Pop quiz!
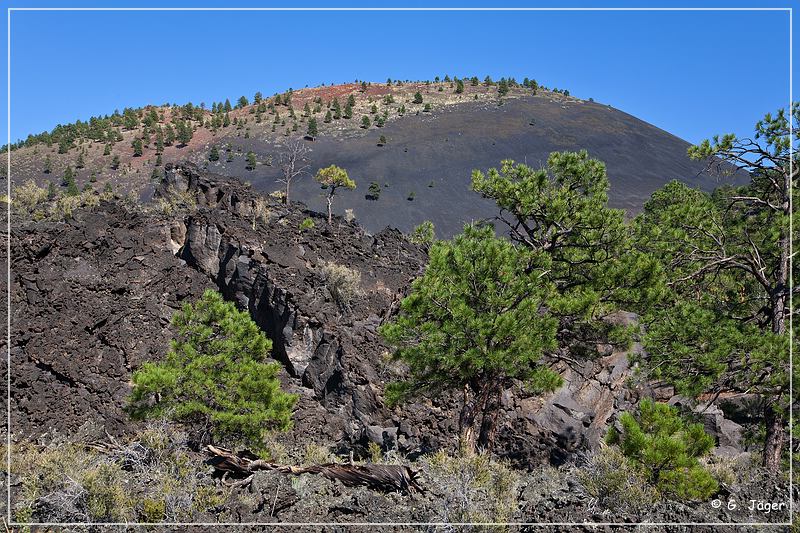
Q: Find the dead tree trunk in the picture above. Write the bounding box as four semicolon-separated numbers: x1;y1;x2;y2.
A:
205;445;422;494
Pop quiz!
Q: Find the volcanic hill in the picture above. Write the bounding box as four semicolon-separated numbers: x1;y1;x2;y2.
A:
6;79;744;236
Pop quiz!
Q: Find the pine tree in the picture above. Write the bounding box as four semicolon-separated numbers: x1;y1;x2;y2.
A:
165;124;176;146
367;181;381;200
455;79;465;94
413;92;423;104
76;151;85;169
43;155;52;174
224;98;232;112
607;399;718;501
324;110;332;123
58;137;72;154
307;117;318;137
103;144;111;156
361;115;371;129
129;290;297;452
498;78;509;97
380;224;561;453
470;151;661;449
62;165;74;186
176;120;193;146
347;94;356;107
332;98;342;120
132;138;143;157
409;221;435;250
246;151;257;170
209;145;220;161
111;155;120;170
155;129;164;154
314;165;355;224
65;176;79;197
634;105;797;472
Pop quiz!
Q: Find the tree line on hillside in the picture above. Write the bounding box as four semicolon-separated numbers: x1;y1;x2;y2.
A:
3;75;563;153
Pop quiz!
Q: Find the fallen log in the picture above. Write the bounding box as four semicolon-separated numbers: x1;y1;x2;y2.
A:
205;445;422;494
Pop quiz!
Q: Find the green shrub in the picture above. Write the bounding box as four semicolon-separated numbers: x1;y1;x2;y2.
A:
83;463;131;521
299;217;315;231
607;398;718;501
141;498;166;522
129;290;297;453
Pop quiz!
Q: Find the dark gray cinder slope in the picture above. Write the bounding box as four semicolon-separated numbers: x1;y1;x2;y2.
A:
227;96;743;237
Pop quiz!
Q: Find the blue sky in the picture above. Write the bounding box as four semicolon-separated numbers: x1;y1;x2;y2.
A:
1;1;795;146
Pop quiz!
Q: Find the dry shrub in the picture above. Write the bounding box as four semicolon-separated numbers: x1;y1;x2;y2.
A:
302;443;337;466
422;450;520;530
12;180;48;215
318;261;362;310
11;422;228;524
155;187;197;216
251;197;271;229
577;445;659;514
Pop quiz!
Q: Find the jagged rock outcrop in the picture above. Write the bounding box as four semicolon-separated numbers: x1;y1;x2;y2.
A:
156;163;664;464
9;162;748;467
10;203;213;436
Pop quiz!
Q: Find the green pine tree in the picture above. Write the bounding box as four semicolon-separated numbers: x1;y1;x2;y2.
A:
380;223;561;454
498;78;509;96
633;105;797;471
307;117;318;137
607;399;718;501
61;165;74;186
246;151;257;170
129;290;297;453
314;165;355;224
